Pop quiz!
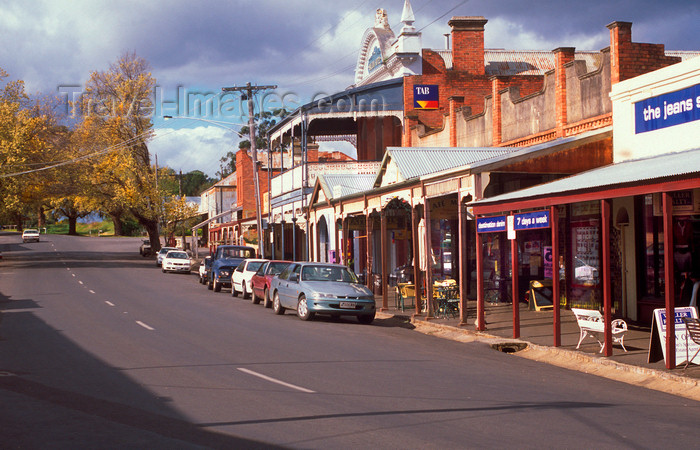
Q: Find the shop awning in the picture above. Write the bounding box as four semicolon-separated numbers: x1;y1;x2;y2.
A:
472;147;700;215
192;206;243;231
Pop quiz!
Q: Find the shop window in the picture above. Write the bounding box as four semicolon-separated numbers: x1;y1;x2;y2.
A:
567;201;601;309
639;194;664;298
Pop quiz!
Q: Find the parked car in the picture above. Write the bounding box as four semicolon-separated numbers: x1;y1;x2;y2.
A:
231;259;268;300
208;245;256;292
22;229;40;243
156;247;178;266
162;250;192;273
139;239;152;256
270;262;376;324
198;256;212;284
251;260;292;307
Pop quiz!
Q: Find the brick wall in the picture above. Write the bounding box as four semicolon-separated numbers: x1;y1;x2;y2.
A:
607;21;681;84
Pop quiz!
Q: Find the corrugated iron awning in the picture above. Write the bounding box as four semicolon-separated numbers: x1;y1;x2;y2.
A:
472;147;700;214
192;206;243;230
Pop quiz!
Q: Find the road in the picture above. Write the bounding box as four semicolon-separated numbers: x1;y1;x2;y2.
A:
1;232;699;448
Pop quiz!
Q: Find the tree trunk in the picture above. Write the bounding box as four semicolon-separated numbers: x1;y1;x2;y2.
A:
109;212;124;236
143;220;160;252
37;206;46;228
130;209;161;252
67;215;78;235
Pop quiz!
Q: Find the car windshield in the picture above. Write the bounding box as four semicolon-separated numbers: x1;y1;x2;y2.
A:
222;248;255;258
168;252;188;259
160;247;175;255
301;265;357;283
24;229;38;234
268;262;289;275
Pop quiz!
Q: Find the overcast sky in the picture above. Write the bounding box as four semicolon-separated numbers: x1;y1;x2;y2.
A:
2;0;699;177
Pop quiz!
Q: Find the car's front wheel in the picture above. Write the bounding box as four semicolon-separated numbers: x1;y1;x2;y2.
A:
357;313;375;325
213;279;222;292
297;295;315;321
273;292;285;315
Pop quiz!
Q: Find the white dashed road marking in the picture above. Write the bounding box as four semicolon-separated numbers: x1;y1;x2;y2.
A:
136;321;155;331
237;368;315;393
105;301;115;307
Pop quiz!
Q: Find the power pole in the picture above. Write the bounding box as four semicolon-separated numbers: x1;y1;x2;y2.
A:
221;82;276;258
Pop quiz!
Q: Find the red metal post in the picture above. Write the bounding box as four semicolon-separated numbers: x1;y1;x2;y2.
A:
425;199;434;319
412;205;422;316
459;196;468;326
662;192;676;369
551;206;561;347
510;226;520;339
476;229;485;331
601;199;613;356
381;209;388;311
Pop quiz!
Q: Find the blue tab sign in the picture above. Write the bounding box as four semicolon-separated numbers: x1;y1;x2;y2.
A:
414;84;439;110
635;83;700;134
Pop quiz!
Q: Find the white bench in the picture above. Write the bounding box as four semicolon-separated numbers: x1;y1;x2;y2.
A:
571;308;628;353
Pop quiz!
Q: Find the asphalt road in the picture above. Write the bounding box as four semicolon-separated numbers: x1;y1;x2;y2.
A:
1;232;699;449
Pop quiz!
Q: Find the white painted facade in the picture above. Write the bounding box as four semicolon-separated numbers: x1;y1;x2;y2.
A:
611;55;700;162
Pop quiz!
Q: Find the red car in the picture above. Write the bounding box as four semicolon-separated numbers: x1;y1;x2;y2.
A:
251;260;291;307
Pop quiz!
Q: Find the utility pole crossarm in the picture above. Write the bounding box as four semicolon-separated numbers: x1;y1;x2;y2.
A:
221;82;277;259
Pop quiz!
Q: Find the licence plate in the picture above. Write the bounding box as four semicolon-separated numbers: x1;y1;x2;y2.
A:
339;302;356;309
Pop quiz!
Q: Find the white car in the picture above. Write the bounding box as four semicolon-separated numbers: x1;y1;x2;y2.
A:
161;250;192;273
156;246;178;266
22;229;40;243
231;258;268;299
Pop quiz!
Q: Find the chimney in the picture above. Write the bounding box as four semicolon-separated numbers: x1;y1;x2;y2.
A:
449;16;487;76
444;33;451;50
607;21;633;84
554;47;576;137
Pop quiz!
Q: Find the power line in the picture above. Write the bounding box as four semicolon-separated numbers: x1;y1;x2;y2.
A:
0;129;176;178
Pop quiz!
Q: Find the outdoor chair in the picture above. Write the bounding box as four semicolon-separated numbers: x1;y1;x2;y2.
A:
682;317;700;369
398;283;416;311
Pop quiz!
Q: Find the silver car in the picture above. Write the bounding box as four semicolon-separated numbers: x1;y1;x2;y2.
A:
270;262;376;324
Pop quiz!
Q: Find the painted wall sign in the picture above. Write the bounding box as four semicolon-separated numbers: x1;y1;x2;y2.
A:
635;83;700;134
477;216;506;233
367;46;383;74
513;210;550;230
413;84;439;109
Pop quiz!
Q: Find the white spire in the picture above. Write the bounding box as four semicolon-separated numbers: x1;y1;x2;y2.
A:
401;0;415;32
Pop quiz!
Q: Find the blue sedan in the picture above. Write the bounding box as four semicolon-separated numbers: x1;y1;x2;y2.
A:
270;262;376;324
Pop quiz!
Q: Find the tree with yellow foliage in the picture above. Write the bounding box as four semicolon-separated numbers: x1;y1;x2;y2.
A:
75;52;163;250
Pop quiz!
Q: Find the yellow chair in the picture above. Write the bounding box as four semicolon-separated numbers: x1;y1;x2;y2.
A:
399;284;416;311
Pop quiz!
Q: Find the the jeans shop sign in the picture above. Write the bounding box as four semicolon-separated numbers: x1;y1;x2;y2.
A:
635;83;700;134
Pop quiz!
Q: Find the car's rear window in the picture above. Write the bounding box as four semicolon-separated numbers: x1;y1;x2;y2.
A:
268;262;290;275
247;261;264;272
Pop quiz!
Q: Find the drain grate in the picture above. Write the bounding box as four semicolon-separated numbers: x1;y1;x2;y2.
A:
491;342;528;353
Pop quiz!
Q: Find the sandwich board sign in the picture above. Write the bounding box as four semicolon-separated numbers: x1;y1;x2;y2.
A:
648;307;699;365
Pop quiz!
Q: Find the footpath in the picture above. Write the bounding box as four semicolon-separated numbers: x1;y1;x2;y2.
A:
375;304;700;403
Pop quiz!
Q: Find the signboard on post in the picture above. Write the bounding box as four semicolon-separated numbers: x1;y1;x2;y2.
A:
477;215;506;233
514;210;550;230
648;307;700;365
